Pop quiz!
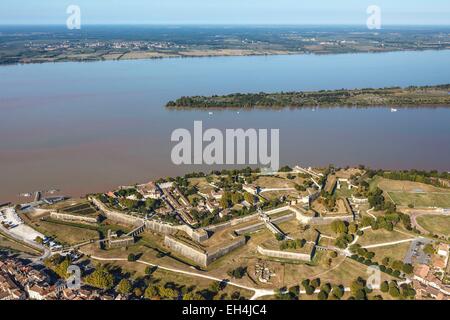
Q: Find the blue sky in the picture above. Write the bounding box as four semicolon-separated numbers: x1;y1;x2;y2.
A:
1;0;450;25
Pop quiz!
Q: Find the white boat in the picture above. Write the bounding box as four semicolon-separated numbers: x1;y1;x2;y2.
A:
391;108;398;112
208;112;213;115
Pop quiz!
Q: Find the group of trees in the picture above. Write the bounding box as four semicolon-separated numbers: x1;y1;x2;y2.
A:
100;188;162;215
220;191;254;209
360;211;412;232
349;244;375;261
167;85;450;109
368;187;395;211
84;267;115;290
331;220;357;249
349;277;373;300
44;254;71;279
143;280;242;300
348;249;413;278
382;257;414;275
279;239;307;251
227;266;247;279
380;280;416;299
301;278;345;300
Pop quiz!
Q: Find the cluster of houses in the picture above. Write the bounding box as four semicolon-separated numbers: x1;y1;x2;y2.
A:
0;256;57;300
111;180;257;225
0;255;123;300
413;243;450;300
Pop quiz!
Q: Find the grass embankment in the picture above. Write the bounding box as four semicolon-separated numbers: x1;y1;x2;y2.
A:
416;215;450;236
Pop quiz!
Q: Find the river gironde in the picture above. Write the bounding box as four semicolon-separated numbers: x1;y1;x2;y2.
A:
1;50;449;202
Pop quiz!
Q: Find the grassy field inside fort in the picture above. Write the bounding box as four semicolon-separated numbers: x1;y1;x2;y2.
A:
356;229;413;247
370;242;411;264
387;191;450;208
254;176;297;189
416;215;450;235
373;177;447;193
369;177;450;208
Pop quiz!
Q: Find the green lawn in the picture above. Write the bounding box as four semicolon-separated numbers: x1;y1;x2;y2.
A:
388;191;450;208
416;215;450;236
357;229;412;247
370;242;412;264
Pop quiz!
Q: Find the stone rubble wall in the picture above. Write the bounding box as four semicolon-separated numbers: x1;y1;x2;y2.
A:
164;235;246;267
257;245;312;262
49;212;99;224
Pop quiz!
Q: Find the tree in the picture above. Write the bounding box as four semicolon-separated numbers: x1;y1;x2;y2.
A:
228;266;247;279
389;286;400;298
85;267;114;290
128;253;137;262
402;263;414;274
275;233;284;241
183;292;205;300
209;282;221;294
354;289;366;300
331;220;348;234
220;195;231;209
380;281;389;293
368;188;385;210
144;285;159;299
54;259;71;279
243;192;255;205
159;286;179;300
317;290;328;300
348;223;358;234
382;257;391;266
301;279;310;288
231;193;243;205
331;285;344;299
145;266;155;275
321;283;331;294
288;286;300;299
350;277;366;300
311;278;321;288
361;216;374;227
423;244;435;255
117;279;132;295
279;166;292;172
305;285;315;295
35;236;44;244
134;287;143;298
392;260;404;271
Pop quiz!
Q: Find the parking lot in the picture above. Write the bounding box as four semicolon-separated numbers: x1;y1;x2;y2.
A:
404;238;433;265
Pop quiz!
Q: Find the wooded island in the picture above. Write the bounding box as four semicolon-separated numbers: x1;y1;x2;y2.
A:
166;84;450;109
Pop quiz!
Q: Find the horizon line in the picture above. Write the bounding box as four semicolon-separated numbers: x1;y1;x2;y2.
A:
1;23;450;27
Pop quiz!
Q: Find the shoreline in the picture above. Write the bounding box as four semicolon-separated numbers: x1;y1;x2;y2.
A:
2;47;449;68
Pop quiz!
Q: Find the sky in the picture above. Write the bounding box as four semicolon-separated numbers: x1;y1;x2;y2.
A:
1;0;450;25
